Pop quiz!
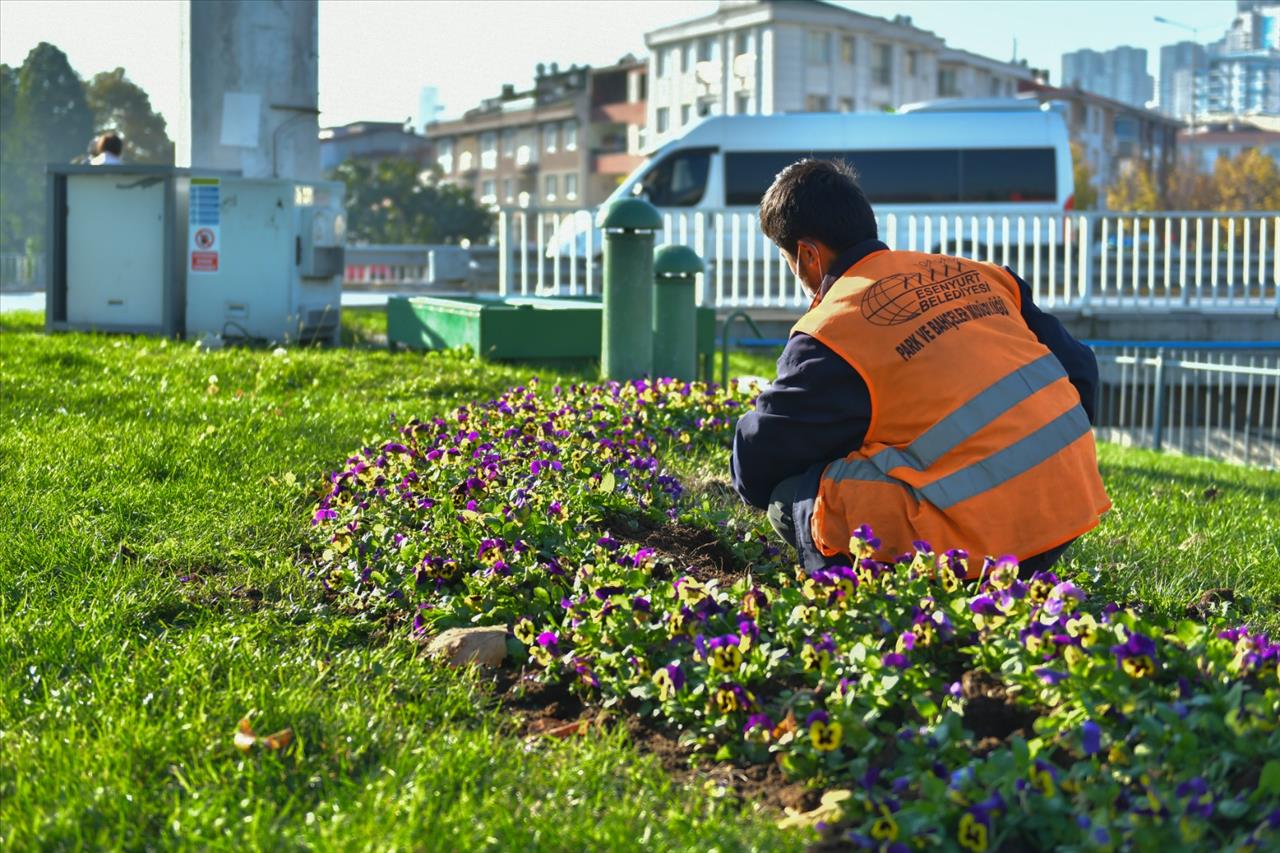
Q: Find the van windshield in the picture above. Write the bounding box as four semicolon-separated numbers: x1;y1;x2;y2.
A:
633;147;713;207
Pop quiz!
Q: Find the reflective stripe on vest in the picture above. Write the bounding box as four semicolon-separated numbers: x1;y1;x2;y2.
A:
825;356;1092;510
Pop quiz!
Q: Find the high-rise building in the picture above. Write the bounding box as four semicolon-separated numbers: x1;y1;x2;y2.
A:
1061;47;1154;108
1159;3;1279;120
1158;42;1206;120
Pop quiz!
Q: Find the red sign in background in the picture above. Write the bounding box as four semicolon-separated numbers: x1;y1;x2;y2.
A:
191;251;218;272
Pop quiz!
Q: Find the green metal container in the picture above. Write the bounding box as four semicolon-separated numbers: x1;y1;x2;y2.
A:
386;294;719;381
652;244;703;381
599;198;662;380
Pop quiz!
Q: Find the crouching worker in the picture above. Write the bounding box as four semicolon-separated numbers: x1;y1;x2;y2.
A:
731;159;1109;579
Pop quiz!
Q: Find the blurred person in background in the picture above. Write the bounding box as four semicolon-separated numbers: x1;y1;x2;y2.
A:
89;131;123;165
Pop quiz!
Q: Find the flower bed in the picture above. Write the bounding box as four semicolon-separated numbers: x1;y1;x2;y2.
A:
308;378;1280;850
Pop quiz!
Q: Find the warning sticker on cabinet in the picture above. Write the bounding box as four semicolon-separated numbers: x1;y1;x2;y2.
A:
189;178;221;274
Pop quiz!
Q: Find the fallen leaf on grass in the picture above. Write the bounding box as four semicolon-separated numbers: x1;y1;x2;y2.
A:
234;716;294;753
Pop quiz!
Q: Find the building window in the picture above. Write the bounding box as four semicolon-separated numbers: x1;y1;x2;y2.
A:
502;177;514;203
838;96;854;112
683;44;694;73
481;179;496;204
805;94;830;112
563;120;578;151
543;124;558;153
656;49;667;78
656;107;670;134
697;100;714;117
734;30;750;57
436;138;454;173
841;36;856;64
807;31;831;64
907;51;918;76
517;190;530;208
565;173;578;201
544;173;557;201
681;104;692;125
480;132;497;169
737;93;750;114
872;44;892;85
458;150;473;172
938;68;958;97
698;37;714;63
989;77;1001;96
501;129;515;157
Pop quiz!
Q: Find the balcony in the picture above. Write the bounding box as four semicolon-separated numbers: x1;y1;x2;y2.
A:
593;150;644;175
591;101;646;125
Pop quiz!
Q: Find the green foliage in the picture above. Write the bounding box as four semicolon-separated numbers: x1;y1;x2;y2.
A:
1105;163;1160;213
329;158;493;245
308;376;1280;849
0;313;1276;849
1;42;94;252
1070;141;1097;211
1211;148;1280;213
85;67;174;164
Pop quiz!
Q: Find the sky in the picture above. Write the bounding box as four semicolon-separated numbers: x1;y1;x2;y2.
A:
0;0;1235;129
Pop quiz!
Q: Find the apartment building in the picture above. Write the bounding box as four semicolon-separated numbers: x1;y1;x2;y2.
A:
318;121;430;172
1018;81;1183;203
1179;115;1280;171
425;57;647;210
1159;2;1279;121
643;0;1033;146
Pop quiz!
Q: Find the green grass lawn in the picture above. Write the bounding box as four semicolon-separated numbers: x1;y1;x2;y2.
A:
1;308;1276;850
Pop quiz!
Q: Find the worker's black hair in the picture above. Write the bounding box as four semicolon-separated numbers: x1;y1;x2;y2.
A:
758;158;877;255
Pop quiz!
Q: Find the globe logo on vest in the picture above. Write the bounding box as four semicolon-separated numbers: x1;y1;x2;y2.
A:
860;272;926;326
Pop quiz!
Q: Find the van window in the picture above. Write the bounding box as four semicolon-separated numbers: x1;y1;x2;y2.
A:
845;150;960;204
723;147;1057;207
638;147;713;207
959;148;1056;202
725;149;958;206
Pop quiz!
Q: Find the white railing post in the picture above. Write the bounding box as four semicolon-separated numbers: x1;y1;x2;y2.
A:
498;210;509;296
1078;214;1093;311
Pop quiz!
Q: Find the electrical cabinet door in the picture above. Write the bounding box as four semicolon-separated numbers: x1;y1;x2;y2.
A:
65;174;166;328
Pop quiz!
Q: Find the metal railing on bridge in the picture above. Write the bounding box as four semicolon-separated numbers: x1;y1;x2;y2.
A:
1092;342;1279;468
474;208;1280;314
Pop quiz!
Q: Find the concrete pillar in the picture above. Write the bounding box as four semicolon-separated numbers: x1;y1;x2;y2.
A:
177;0;320;180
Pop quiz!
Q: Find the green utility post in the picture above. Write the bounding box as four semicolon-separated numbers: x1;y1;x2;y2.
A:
599;198;662;380
652;245;702;381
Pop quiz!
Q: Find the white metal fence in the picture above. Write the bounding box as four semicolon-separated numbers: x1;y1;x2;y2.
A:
0;253;45;290
482;208;1280;314
1092;344;1280;468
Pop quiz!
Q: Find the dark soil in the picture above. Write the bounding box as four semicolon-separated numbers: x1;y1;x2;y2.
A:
604;511;745;587
1186;587;1235;621
960;669;1039;741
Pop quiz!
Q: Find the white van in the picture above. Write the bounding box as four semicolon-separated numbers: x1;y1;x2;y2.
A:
548;103;1074;263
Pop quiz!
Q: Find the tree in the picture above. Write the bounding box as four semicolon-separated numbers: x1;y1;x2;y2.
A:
1211;148;1280;213
1;63;22;251
2;43;94;252
85;67;174;164
330;157;493;245
1105;163;1159;212
15;42;94;165
1070;141;1097;211
1163;168;1215;211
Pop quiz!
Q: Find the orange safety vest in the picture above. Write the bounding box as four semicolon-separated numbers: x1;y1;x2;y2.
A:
792;249;1110;576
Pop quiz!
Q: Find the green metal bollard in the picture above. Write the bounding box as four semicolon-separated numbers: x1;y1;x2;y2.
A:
599;198;662;380
652;245;702;381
